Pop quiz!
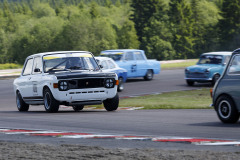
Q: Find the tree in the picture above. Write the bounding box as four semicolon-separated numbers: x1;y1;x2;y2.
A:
169;0;194;59
116;20;140;49
218;0;240;50
32;3;56;18
130;0;165;45
191;0;220;56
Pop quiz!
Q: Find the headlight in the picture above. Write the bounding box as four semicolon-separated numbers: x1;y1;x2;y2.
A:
185;68;189;73
58;81;68;91
105;78;115;88
205;68;210;73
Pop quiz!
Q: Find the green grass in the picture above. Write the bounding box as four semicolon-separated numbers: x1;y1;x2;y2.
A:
161;59;198;69
90;88;212;110
0;63;22;70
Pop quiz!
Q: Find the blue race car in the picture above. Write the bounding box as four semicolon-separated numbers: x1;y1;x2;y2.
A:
95;57;127;92
185;52;232;86
100;49;160;80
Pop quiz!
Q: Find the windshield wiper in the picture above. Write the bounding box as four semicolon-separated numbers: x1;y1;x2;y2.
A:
48;59;68;72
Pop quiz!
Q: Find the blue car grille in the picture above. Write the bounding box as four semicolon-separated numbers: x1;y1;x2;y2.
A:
187;72;206;78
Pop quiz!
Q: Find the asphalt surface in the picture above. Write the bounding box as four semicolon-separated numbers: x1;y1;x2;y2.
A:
1;69;240;151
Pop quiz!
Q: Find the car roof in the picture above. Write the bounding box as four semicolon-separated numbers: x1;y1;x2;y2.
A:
201;52;232;56
95;57;113;61
101;49;143;54
28;51;91;58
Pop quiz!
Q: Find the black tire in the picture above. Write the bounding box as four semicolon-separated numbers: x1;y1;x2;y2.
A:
144;70;153;81
43;88;59;113
16;91;29;111
72;105;84;111
103;94;119;111
186;80;194;86
215;95;239;123
212;74;220;86
117;77;124;92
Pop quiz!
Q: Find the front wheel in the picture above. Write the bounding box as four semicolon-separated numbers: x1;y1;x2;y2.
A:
43;88;59;113
72;105;84;111
16;91;29;111
216;95;239;123
144;70;153;81
103;94;119;111
186;80;194;86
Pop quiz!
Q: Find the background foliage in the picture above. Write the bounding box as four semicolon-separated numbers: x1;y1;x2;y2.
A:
0;0;239;64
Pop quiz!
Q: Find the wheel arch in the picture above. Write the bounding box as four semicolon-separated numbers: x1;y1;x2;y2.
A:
42;85;50;96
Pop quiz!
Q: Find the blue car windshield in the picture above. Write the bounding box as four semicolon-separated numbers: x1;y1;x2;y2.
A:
100;52;123;61
198;55;223;65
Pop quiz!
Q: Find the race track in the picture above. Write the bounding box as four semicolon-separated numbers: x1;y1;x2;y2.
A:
0;69;240;151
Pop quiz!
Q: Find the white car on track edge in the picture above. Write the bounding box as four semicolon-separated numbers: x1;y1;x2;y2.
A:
13;51;119;113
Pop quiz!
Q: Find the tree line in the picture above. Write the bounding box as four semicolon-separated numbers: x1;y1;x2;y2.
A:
0;0;239;64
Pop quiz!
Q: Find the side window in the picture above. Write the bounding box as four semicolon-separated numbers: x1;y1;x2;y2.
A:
22;59;33;76
108;60;116;69
228;55;240;74
224;56;230;64
101;60;108;69
32;57;43;74
135;52;145;60
124;52;134;61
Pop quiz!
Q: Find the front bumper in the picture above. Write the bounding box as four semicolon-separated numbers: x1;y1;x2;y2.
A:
52;87;117;103
185;77;212;82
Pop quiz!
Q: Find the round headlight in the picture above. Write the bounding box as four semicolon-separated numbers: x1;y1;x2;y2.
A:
59;81;68;91
205;68;210;73
105;79;114;88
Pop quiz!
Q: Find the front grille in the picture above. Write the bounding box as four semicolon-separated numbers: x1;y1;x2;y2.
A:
187;72;206;78
74;78;105;89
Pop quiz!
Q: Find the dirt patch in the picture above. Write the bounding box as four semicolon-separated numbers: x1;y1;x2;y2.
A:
0;141;239;160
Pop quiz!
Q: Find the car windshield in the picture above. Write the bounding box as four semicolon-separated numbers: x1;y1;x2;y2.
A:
43;52;99;73
197;55;223;65
100;52;123;61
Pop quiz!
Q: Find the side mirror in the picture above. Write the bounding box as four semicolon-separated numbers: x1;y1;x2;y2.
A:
34;68;41;72
99;65;103;69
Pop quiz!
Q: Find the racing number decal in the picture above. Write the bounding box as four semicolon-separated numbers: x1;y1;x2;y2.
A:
131;64;137;72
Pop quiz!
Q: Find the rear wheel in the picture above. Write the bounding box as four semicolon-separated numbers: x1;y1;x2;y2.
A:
103;94;119;111
144;70;153;81
117;77;124;92
72;105;84;111
216;95;239;123
43;88;59;113
16;91;29;111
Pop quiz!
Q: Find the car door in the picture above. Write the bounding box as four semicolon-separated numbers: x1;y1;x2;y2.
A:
222;54;240;110
122;52;137;77
31;56;43;99
18;58;34;98
135;51;147;77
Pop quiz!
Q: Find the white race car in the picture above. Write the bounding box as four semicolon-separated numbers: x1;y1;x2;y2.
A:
13;51;119;113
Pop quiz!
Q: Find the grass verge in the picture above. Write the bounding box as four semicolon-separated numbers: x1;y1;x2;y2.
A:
91;88;212;109
0;63;22;70
161;59;198;69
